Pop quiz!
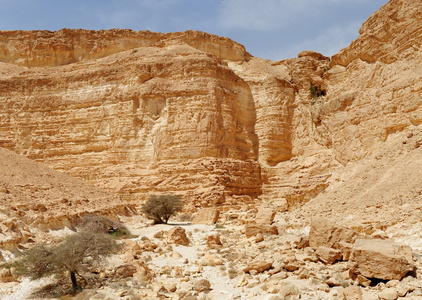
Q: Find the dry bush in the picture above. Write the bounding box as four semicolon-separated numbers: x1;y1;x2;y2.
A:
141;195;183;224
76;214;131;238
9;231;120;292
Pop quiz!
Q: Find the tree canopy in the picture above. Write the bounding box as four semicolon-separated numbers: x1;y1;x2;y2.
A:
141;194;183;224
11;231;120;290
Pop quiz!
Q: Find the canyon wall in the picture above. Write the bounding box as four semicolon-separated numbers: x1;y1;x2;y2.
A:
0;0;421;212
0;34;261;209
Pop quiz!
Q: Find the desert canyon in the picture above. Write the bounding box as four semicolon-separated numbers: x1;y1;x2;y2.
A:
0;0;421;299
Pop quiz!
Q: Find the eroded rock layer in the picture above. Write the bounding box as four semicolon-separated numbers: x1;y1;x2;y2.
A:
0;0;421;215
0;33;261;208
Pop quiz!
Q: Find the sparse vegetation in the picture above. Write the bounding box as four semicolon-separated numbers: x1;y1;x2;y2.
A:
76;214;132;238
310;83;326;101
214;223;225;229
7;231;120;293
177;212;194;222
142;194;183;224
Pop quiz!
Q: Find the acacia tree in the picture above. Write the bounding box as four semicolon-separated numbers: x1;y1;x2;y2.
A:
12;231;119;290
142;194;183;224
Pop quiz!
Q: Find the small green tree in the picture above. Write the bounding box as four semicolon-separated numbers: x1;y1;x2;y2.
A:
11;231;119;291
142;194;183;224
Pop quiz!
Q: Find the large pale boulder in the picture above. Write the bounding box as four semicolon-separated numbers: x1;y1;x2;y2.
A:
350;239;415;281
193;208;220;225
309;217;359;249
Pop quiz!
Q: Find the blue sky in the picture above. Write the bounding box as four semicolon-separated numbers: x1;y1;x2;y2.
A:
0;0;388;60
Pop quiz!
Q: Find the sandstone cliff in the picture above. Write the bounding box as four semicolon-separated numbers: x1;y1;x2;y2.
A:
0;0;421;223
0;31;261;209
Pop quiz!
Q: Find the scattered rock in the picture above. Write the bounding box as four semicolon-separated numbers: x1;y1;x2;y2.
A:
295;236;309;249
315;246;343;264
357;274;371;287
255;233;264;243
166;226;189;246
115;264;137;278
278;283;300;300
244;224;278;238
378;288;399;300
337;241;354;261
192;278;211;292
243;261;273;273
201;253;224;266
351;238;415;280
341;285;363;300
309;217;359;249
206;234;223;248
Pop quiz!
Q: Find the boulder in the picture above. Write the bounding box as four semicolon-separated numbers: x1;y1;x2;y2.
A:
201;253;224;266
351;238;415;281
255;206;276;225
309;217;359;249
378;288;398;300
244;224;278;238
315;246;342;264
243;261;273;273
193;278;211;292
206;234;222;248
193;208;220;225
166;226;189;246
115;264;137;278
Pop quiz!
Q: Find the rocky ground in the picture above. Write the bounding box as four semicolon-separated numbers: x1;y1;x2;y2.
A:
1;208;421;300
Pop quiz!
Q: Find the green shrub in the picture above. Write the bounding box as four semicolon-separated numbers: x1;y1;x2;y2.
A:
310;83;326;100
142;194;183;224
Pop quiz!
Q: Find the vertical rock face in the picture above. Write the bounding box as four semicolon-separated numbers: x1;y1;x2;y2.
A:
0;0;421;213
0;33;260;208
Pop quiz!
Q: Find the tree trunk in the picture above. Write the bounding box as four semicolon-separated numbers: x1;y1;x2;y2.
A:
70;271;78;289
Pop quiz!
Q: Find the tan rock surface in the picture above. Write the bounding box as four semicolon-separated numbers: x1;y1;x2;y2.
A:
0;31;261;208
193;208;220;225
166;226;189;246
0;147;132;250
315;246;342;264
243;261;273;274
341;286;363;300
309;217;359;249
351;238;415;281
